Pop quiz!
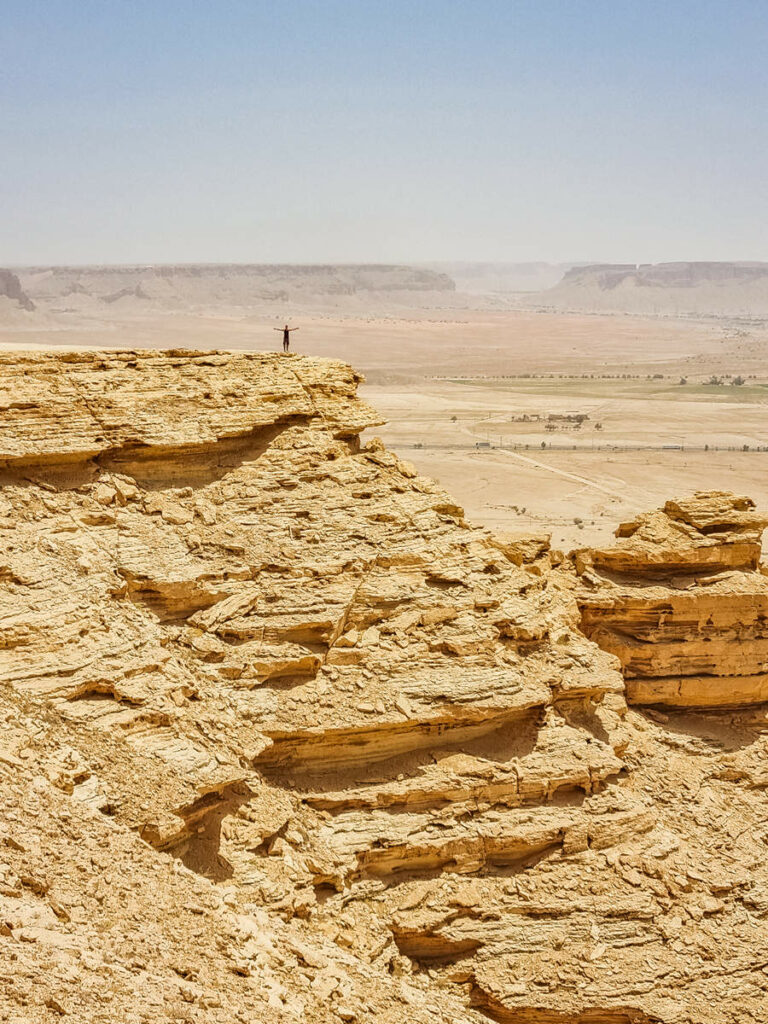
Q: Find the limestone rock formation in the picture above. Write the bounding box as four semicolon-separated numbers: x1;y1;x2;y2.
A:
574;492;768;706
2;352;768;1023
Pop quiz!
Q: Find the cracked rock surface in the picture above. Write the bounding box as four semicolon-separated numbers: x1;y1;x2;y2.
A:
2;351;768;1023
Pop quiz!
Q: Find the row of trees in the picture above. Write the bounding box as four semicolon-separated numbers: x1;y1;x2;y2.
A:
679;375;746;385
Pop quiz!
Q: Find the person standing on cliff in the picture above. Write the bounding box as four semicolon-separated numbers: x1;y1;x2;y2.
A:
274;323;299;353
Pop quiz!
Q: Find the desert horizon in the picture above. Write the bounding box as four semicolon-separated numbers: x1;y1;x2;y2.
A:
4;257;768;552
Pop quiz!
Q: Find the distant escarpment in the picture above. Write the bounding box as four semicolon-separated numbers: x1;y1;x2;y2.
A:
539;260;768;315
15;263;455;314
2;351;768;1024
0;268;34;311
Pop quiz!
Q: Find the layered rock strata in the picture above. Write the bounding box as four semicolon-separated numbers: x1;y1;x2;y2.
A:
2;352;768;1024
574;492;768;707
16;264;455;312
540;260;768;315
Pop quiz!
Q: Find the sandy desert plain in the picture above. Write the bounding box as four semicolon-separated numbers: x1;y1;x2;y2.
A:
3;294;768;551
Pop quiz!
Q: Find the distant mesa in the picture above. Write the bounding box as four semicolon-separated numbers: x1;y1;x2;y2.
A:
14;263;455;313
558;261;768;290
9;259;768;319
0;269;35;311
540;260;768;315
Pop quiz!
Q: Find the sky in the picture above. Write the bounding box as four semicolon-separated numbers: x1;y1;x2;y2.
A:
2;0;768;265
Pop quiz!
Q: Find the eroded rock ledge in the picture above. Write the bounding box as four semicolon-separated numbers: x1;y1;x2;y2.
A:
2;351;768;1024
573;492;768;707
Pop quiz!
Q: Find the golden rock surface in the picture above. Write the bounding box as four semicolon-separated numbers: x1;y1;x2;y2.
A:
575;492;768;707
2;351;768;1023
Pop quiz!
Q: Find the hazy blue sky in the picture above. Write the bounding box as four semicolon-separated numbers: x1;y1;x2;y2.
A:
3;0;767;264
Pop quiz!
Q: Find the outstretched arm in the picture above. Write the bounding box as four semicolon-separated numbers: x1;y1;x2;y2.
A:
289;327;300;332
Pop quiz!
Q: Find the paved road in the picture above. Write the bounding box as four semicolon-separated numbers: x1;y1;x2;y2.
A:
398;443;766;453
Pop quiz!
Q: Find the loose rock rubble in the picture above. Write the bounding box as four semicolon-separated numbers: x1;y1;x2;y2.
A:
1;351;767;1023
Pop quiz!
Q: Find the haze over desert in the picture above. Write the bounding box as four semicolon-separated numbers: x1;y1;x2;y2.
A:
4;262;768;550
5;3;768;1023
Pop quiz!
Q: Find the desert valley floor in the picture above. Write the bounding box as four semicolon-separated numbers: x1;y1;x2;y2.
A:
4;304;768;550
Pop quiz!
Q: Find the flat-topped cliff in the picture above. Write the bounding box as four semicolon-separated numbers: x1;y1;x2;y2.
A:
539;261;768;315
2;351;768;1024
11;264;455;316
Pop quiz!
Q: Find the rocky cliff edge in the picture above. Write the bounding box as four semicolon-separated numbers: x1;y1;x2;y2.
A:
2;352;768;1024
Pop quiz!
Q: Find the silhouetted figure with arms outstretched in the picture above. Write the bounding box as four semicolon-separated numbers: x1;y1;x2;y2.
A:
274;323;299;353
